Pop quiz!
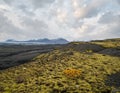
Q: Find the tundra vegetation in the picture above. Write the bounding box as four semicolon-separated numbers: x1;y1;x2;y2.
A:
0;38;120;93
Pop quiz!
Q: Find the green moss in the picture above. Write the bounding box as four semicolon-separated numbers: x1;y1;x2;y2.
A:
91;38;120;49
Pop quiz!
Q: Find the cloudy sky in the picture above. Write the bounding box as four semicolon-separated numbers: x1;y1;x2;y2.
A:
0;0;120;41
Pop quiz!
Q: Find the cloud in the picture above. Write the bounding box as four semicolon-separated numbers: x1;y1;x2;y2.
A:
30;0;55;9
0;0;120;41
99;12;120;24
21;17;50;38
3;0;14;5
3;0;55;9
0;11;25;41
117;0;120;4
72;0;109;18
98;12;120;39
56;10;67;23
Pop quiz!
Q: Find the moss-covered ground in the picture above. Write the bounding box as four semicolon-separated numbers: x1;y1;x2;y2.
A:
0;38;120;93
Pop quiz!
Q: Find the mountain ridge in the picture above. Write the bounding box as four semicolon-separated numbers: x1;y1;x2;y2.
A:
5;38;69;44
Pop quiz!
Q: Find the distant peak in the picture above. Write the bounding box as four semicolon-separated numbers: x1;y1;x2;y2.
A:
6;39;16;42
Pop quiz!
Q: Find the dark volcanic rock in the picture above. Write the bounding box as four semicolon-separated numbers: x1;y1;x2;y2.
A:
65;43;105;52
106;72;120;87
0;45;60;70
99;49;120;57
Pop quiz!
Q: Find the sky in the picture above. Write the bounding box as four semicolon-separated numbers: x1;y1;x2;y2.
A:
0;0;120;41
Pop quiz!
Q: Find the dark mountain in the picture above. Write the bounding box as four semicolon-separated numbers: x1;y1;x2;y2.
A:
6;39;16;42
26;38;51;42
5;38;69;44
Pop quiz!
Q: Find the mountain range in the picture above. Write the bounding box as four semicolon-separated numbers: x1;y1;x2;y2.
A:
5;38;69;44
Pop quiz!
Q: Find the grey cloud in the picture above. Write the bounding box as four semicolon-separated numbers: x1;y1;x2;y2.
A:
0;12;20;33
108;24;120;37
20;17;55;39
3;0;55;9
22;17;48;30
2;0;55;16
0;11;50;41
0;12;25;41
17;4;34;16
99;12;120;24
117;0;120;4
92;2;120;40
30;0;55;9
3;0;15;5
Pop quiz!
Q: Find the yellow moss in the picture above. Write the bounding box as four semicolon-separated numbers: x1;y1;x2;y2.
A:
63;68;81;78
